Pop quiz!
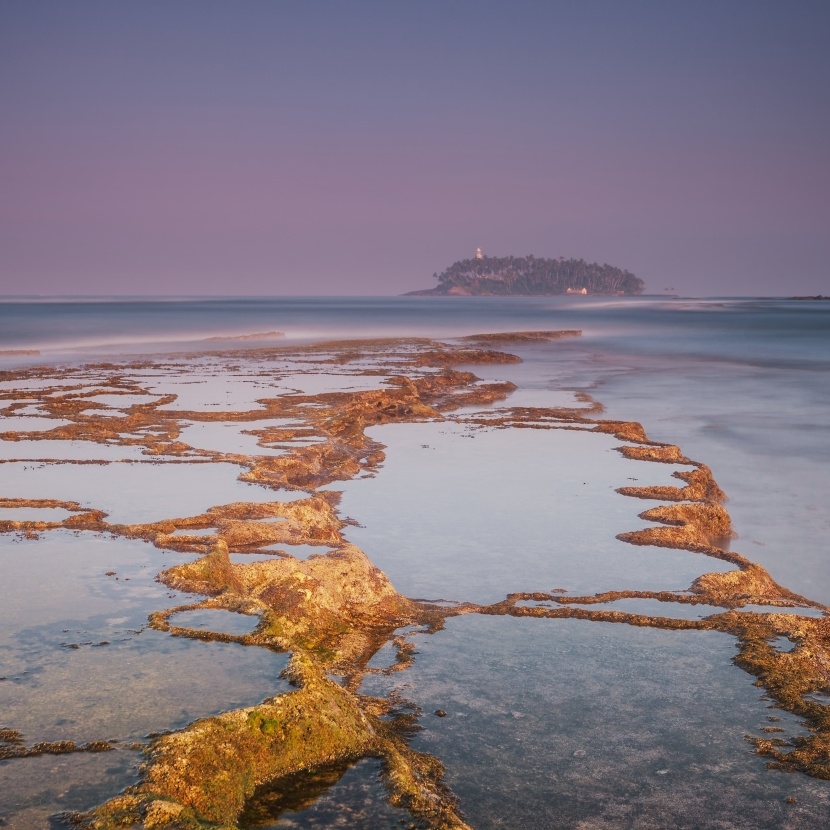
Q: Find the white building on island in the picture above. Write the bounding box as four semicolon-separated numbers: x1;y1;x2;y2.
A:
475;247;484;260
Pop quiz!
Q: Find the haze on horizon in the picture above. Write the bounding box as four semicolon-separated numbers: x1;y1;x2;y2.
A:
1;0;828;298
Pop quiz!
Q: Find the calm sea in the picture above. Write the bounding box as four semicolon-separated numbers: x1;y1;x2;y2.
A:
2;295;829;826
2;294;828;602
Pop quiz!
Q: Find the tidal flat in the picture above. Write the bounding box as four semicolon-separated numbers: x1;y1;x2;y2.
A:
1;331;829;829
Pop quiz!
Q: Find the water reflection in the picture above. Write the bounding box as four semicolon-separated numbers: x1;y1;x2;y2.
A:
362;616;829;829
338;422;733;603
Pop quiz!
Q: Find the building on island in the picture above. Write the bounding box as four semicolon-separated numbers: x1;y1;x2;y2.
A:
475;247;484;260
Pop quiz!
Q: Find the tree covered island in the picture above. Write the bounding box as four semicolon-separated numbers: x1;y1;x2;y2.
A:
407;252;645;296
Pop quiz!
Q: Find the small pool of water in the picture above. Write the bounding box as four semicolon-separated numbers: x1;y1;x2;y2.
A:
0;460;308;524
178;419;292;457
0;439;152;461
0;416;73;432
0;746;141;828
0;530;290;775
338;421;733;604
252;542;334;560
0;506;77;522
514;597;728;620
271;372;389;395
75;393;164;409
240;758;412;829
229;552;286;564
169;608;261;636
360;614;830;829
167;526;219;536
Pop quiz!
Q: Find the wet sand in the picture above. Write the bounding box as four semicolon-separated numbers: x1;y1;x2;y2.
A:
0;333;828;828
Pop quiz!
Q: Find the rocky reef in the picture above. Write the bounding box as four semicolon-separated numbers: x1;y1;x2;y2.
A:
0;330;828;828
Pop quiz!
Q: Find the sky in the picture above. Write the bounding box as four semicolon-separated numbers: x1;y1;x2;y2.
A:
1;0;828;297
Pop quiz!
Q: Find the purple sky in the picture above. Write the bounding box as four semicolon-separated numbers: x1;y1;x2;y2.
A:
1;1;828;297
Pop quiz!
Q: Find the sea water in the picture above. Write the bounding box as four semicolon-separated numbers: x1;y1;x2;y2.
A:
1;296;829;827
5;295;825;596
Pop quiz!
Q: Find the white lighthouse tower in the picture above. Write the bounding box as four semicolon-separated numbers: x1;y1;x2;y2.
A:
475;247;484;260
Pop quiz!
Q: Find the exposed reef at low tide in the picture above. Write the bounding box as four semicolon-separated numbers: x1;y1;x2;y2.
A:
1;331;828;827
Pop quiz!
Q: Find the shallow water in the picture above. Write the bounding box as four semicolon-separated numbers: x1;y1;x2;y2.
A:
0;296;828;827
151;374;279;412
72;393;164;409
0;506;76;522
0;627;288;743
0;531;289;824
594;366;830;605
0;416;73;432
0;533;288;739
524;339;830;604
514;597;728;620
362;615;830;829
229;543;334;563
0;439;154;461
271;373;396;395
0;749;140;829
169;608;262;636
1;460;305;524
338;421;732;604
240;758;412;829
178;419;293;456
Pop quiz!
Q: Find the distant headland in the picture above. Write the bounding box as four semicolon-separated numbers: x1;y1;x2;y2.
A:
405;249;645;296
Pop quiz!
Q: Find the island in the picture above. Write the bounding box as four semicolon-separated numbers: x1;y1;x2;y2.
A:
406;251;645;296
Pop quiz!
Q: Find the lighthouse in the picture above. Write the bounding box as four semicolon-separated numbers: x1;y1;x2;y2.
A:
475;247;484;260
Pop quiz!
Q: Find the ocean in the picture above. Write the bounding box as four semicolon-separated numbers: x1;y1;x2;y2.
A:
1;295;828;828
3;295;827;599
